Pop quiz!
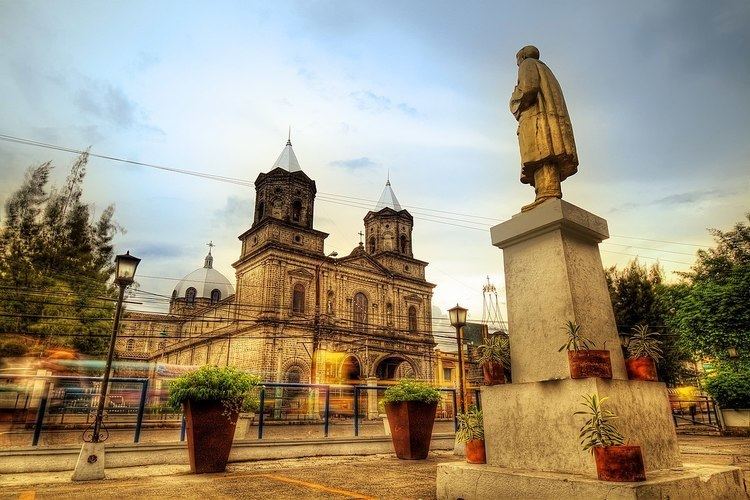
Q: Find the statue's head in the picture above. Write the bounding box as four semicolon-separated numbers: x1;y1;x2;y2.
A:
516;45;540;66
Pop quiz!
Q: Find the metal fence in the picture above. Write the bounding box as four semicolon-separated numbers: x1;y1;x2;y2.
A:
0;375;479;447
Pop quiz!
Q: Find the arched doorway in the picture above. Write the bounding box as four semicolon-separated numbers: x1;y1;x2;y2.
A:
340;356;362;383
375;356;416;380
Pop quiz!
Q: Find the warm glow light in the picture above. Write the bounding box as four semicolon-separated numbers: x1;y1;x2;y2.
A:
114;251;141;286
448;304;468;328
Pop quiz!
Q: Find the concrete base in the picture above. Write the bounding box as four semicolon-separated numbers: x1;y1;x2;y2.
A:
71;442;105;481
436;461;748;499
453;436;465;457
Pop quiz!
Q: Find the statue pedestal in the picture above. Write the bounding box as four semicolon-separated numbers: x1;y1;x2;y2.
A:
436;199;745;498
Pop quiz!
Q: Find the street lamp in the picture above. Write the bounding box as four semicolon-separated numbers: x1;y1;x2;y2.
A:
448;304;468;414
73;251;140;481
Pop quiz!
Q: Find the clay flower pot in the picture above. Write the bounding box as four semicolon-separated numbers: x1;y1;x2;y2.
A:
482;362;506;385
385;401;437;460
592;445;646;482
465;439;487;464
625;357;658;382
184;399;239;473
568;350;613;379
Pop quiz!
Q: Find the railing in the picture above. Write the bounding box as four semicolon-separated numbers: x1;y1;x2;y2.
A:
0;375;478;447
669;395;722;432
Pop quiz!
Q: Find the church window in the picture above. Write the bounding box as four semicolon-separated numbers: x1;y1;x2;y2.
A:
285;365;303;384
292;199;302;222
256;201;265;221
368;237;376;253
292;284;305;314
326;290;335;315
400;235;408;254
353;292;368;332
171;290;177;300
294;234;302;244
210;289;221;305
386;303;393;326
408;306;418;334
185;287;197;306
126;338;135;351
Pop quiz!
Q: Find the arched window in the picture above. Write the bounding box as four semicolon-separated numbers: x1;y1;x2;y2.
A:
326;290;335;315
400;235;408;254
185;287;197;306
292;199;302;223
292;284;305;314
408;306;418;334
256;201;265;221
171;290;177;301
386;303;394;326
210;289;221;305
368;236;376;253
126;338;135;351
353;292;368;332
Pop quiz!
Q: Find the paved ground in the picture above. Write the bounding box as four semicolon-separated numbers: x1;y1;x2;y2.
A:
1;436;748;499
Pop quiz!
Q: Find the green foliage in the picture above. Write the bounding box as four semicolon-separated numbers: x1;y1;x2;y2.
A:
558;321;595;352
167;366;262;417
704;362;750;409
0;152;119;355
0;340;28;357
476;335;510;368
382;379;441;405
456;405;484;444
626;325;663;361
574;394;624;453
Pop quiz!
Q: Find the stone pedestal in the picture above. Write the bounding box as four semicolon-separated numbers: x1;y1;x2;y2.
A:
436;199;745;498
71;442;105;481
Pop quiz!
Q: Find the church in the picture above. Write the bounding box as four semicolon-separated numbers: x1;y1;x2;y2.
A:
117;139;437;386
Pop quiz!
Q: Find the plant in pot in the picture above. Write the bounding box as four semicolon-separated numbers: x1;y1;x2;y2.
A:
575;394;646;482
559;321;612;379
476;335;510;385
168;365;261;473
705;362;750;436
456;405;485;464
624;325;662;382
382;379;441;460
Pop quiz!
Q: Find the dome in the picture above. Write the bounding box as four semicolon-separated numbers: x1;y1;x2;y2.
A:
173;249;234;302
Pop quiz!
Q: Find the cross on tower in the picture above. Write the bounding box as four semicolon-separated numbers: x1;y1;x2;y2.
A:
206;241;215;254
358;231;364;245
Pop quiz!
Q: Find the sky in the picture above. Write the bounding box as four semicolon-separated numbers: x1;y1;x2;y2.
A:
1;0;749;325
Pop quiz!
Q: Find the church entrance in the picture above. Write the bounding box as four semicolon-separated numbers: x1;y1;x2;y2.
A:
375;356;415;380
340;356;362;383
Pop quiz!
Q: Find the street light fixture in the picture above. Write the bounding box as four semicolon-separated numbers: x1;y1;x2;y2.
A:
73;250;140;481
448;304;468;414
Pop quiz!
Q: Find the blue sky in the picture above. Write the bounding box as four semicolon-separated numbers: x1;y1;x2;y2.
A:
1;0;748;320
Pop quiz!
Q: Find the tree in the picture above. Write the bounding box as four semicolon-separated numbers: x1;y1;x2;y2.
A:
670;214;750;362
605;260;694;385
0;152;119;355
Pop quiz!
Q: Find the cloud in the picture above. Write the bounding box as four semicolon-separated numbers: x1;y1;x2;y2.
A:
213;195;254;227
328;157;379;170
397;102;418;116
350;90;392;112
132;242;186;259
612;188;736;212
74;79;139;129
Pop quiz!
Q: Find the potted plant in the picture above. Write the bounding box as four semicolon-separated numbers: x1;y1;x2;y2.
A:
575;394;646;482
383;379;441;460
705;363;750;436
624;325;662;381
559;321;612;379
456;405;485;464
476;335;510;385
168;365;261;473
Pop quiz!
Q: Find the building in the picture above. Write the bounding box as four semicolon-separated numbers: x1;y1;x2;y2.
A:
117;139;437;386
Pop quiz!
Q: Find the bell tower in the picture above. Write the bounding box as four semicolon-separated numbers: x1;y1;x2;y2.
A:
364;179;414;257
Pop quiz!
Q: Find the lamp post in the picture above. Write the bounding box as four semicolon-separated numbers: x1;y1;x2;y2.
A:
73;251;140;481
448;304;468;414
312;251;338;384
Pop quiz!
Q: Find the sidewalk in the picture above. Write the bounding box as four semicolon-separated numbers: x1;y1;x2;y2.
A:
1;436;747;499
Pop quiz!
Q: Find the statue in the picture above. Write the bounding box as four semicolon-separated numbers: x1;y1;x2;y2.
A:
510;45;578;212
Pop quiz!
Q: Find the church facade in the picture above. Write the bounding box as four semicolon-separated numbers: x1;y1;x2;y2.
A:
117;139;437;386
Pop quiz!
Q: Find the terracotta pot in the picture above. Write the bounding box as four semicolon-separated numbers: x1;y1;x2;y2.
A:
593;445;646;482
625;357;658;381
568;350;612;379
385;401;437;460
482;362;506;385
465;439;486;464
184;399;239;473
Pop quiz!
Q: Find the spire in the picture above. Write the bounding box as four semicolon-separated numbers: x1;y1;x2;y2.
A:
272;136;302;172
374;178;403;211
204;241;215;269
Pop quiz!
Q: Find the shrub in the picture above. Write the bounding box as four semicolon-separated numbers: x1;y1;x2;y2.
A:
704;362;750;409
167;366;261;416
456;405;484;444
476;335;510;368
0;341;29;357
558;321;596;352
382;379;441;405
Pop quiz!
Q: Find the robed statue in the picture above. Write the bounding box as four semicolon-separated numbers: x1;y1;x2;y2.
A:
510;45;578;212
